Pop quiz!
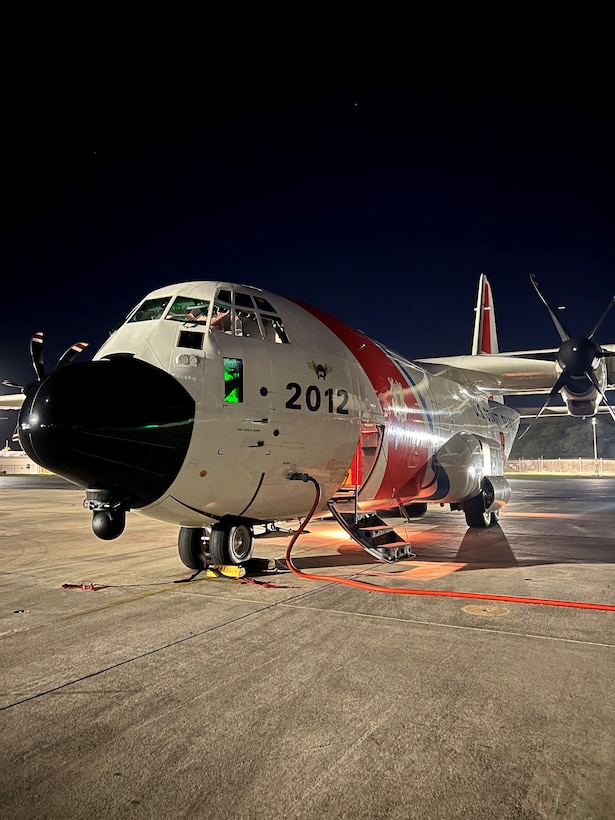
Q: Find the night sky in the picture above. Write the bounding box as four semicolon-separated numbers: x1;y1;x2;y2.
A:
2;76;614;443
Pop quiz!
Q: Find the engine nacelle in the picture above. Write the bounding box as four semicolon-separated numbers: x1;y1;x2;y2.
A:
429;432;506;504
482;475;511;512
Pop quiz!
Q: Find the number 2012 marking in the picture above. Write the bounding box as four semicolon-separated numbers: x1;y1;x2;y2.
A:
285;383;349;414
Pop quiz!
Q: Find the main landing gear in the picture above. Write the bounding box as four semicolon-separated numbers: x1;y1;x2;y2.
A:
463;488;499;528
177;520;255;569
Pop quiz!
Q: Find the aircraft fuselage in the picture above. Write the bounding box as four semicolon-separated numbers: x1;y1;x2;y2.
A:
17;281;519;551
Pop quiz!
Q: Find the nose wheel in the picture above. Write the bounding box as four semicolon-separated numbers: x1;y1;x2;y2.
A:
178;526;208;569
177;520;255;568
209;521;254;565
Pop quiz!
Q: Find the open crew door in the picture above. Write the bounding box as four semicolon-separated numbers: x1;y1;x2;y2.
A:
344;423;383;492
328;424;414;562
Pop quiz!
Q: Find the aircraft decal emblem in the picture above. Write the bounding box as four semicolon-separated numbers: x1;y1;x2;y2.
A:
307;361;332;380
387;377;407;423
387;377;410;451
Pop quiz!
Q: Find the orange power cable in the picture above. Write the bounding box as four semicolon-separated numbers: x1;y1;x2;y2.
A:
285;476;615;612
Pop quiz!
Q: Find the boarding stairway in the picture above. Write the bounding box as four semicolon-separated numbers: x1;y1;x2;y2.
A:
327;488;415;562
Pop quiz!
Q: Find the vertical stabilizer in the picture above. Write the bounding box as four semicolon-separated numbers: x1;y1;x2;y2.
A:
472;273;499;355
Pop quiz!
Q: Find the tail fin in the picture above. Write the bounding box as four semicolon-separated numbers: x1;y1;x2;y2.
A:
472;273;499;355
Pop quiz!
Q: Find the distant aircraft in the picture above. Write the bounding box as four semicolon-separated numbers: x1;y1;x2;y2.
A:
1;275;614;569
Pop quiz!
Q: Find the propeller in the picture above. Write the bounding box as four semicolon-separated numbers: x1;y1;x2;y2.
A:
2;332;89;444
520;275;615;439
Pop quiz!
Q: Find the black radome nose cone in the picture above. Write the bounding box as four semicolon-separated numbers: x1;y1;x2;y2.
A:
18;357;195;507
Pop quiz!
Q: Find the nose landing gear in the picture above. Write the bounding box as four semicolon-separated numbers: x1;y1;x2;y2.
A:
178;526;208;570
209;521;254;565
177;520;255;569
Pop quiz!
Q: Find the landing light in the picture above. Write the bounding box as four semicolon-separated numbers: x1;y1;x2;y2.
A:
176;354;199;366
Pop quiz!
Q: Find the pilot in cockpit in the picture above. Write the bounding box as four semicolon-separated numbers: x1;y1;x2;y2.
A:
186;307;207;322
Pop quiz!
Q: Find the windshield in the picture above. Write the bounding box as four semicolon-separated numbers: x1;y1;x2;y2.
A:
127;297;171;323
165;296;211;323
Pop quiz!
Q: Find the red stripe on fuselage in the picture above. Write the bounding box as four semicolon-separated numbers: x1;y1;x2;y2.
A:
481;283;491;354
295;301;429;501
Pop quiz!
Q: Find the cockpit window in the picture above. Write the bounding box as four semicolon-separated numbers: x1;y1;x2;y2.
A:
255;296;276;312
123;290;289;342
128;297;171;323
165;296;211;323
261;315;289;343
211;300;233;332
235;292;255;308
210;289;290;343
236;310;262;339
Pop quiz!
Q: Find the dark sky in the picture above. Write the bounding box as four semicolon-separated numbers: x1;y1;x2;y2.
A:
2;73;614;442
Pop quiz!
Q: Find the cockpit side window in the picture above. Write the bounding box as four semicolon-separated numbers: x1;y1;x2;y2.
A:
235;292;255;309
211;300;233;332
236;310;263;339
128;297;171;323
254;296;276;312
261;315;289;343
210;289;290;342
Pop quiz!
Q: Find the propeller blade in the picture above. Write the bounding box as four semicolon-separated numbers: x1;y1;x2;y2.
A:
29;331;45;382
588;295;615;341
584;369;615;423
56;341;89;370
518;372;568;440
530;274;570;342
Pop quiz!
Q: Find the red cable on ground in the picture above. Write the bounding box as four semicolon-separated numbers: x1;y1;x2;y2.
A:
285;477;615;612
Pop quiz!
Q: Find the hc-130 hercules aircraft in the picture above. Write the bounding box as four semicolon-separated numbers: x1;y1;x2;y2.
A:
2;274;614;570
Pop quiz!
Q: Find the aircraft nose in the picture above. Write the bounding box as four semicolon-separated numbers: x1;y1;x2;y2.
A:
18;356;195;507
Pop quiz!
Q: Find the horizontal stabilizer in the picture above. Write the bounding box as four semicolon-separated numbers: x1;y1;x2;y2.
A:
0;393;25;411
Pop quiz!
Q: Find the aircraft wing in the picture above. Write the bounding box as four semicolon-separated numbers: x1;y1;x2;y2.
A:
417;340;615;397
490;344;615;382
415;353;560;395
0;393;25;411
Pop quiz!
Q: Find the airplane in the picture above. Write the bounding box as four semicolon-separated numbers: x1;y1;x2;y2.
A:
1;274;614;572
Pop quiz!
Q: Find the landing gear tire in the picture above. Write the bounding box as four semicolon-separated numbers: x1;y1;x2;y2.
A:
464;493;498;528
209;521;254;565
178;526;207;569
404;503;427;518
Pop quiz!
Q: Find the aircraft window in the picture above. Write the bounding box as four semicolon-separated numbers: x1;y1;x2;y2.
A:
223;358;243;403
236;310;263;339
178;330;205;350
255;296;276;313
217;289;232;304
235;292;255;308
211;300;233;333
261;315;289;344
128;297;171;323
165;296;211;323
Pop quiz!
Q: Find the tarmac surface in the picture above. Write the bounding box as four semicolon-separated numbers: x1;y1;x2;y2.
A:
1;476;614;819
